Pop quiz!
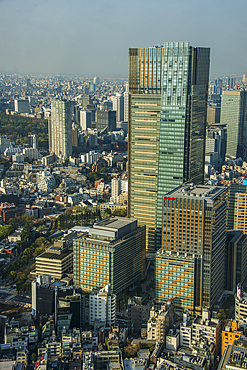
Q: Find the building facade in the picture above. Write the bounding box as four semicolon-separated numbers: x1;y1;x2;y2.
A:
128;42;210;251
73;217;146;295
220;90;247;159
228;182;247;230
50;100;72;158
89;285;116;328
155;184;228;312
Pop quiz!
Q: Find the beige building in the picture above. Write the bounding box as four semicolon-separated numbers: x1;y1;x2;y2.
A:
35;233;81;280
147;302;174;342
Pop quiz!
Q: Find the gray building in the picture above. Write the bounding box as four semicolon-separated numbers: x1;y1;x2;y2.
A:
220;90;247;159
50;100;72;158
14;98;30;114
96;110;116;133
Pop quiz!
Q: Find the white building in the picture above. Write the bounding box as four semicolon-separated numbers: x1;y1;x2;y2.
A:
81;151;101;165
4;147;22;156
36;171;55;194
80;110;92;130
111;178;128;203
89;285;116;328
112;93;124;122
124;83;129;122
12;153;25;163
179;309;221;354
23;147;39;161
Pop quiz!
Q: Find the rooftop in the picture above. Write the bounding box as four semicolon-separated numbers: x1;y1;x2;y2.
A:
165;183;227;201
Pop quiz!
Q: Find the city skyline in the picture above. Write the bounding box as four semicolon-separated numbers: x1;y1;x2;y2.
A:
0;0;247;77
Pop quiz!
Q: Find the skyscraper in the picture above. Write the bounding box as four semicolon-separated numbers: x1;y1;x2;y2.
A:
50;100;72;158
112;93;124;122
155;184;228;313
128;42;210;250
220;90;247;159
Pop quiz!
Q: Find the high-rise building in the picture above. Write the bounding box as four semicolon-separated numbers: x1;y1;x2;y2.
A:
220;90;247;159
155;184;228;313
50;100;72;158
228;182;247;230
124;83;129;122
28;134;38;149
14;98;30;114
128;42;210;251
73;217;146;295
226;230;247;292
89;285;116;328
80;110;92;130
112;93;124;122
96;110;116;133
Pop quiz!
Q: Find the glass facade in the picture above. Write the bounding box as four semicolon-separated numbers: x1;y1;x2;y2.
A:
73;227;146;295
156;185;228;312
221;91;247;159
128;43;210;251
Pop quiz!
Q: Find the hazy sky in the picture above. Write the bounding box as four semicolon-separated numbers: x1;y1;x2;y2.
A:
0;0;246;78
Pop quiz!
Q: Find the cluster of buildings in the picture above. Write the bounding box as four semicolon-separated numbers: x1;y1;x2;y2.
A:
0;41;247;369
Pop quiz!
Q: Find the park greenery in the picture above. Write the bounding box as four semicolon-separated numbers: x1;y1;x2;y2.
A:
57;207;102;229
0;214;51;291
0;112;48;148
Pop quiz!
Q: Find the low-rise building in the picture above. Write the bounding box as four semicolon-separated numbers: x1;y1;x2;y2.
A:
221;320;244;355
147;301;174;342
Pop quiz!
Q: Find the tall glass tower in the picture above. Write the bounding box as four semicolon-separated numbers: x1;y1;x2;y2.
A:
220;90;247;159
128;42;210;251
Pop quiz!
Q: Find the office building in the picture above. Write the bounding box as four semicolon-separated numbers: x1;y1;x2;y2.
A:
50;100;72;158
35;232;81;281
207;106;220;124
128;42;210;251
28;134;38;149
81;96;92;109
89;285;116;328
228;182;247;230
220;90;247;159
14;98;30;114
73;217;146;295
155;184;228;312
226;230;247;291
205;124;227;171
96;110;116;133
124;83;129;122
72;123;78;147
0;136;10;154
235;285;247;321
112;93;124;122
80;110;92;130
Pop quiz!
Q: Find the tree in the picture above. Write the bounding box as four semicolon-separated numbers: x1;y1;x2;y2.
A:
9;271;16;281
31;353;37;363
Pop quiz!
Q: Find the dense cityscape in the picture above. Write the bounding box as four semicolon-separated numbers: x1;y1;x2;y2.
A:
0;41;247;370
